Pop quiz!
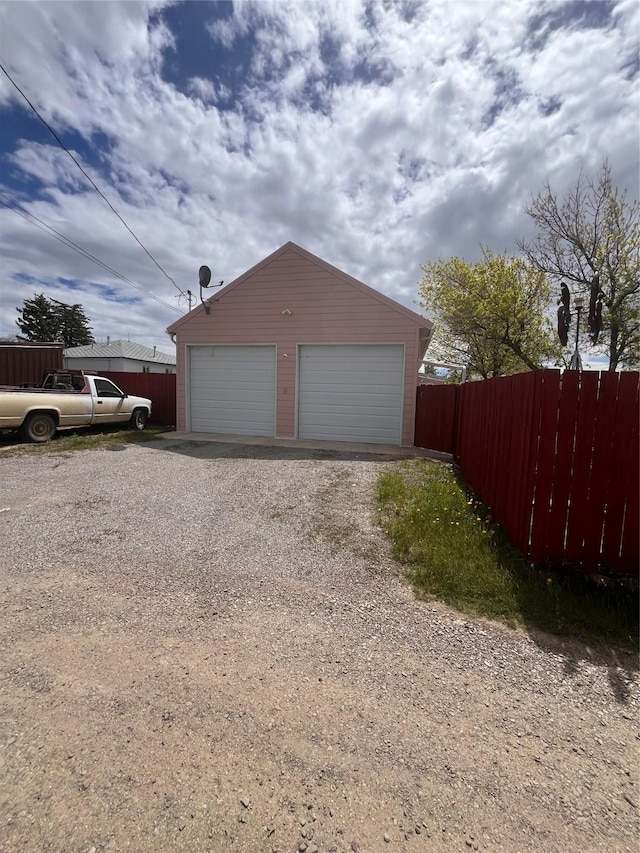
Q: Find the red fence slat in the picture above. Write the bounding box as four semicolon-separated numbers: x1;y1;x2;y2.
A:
517;371;544;557
545;371;580;559
561;373;604;568
620;403;639;574
580;373;621;569
601;372;636;566
528;371;563;565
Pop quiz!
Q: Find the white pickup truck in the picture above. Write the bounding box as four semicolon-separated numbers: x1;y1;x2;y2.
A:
0;371;152;442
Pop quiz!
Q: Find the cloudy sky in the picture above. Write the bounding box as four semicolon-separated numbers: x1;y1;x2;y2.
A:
0;0;638;356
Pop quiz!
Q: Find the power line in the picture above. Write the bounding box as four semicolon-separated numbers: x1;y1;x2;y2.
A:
0;194;181;313
0;60;186;296
0;194;182;314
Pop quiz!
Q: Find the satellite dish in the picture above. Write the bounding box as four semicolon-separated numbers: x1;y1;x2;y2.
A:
198;264;223;314
199;265;212;287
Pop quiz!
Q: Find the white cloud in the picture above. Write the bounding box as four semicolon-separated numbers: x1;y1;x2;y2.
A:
0;0;637;359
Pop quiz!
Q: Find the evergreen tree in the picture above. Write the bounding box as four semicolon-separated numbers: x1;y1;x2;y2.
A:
52;300;94;347
16;294;94;347
16;294;59;342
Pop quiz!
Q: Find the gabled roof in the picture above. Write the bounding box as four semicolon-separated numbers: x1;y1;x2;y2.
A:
167;241;433;334
64;339;176;365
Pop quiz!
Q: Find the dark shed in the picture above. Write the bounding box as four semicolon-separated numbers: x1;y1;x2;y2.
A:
0;342;64;386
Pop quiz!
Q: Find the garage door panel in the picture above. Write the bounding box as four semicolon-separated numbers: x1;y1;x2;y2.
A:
307;424;400;441
301;404;401;419
301;390;398;405
190;372;275;386
302;378;401;391
189;345;276;436
194;401;274;415
193;389;272;405
298;344;403;444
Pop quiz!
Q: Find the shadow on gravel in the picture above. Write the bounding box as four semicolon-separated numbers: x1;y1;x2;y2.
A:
145;437;404;463
511;566;638;705
0;434;24;452
521;626;639;706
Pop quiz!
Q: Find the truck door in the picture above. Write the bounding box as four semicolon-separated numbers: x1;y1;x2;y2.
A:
92;378;128;423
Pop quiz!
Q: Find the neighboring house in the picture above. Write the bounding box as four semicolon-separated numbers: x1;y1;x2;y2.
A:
167;242;433;446
63;340;176;374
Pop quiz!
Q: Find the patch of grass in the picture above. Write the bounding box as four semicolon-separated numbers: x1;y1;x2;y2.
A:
0;425;166;457
377;459;638;650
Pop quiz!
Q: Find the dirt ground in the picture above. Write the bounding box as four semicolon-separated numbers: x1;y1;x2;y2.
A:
0;439;638;852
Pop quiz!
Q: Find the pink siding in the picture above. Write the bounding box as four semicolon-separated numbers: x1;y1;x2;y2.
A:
170;244;431;445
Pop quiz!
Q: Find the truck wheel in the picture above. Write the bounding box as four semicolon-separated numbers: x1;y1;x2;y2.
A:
129;408;148;431
21;412;57;443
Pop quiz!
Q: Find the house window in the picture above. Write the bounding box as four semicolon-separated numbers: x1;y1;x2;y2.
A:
142;366;150;373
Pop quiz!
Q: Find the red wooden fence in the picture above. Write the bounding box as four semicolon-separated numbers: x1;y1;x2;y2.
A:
415;371;639;577
101;372;176;427
415;384;458;452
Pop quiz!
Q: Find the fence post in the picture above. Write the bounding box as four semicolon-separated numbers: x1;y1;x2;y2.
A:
452;384;461;460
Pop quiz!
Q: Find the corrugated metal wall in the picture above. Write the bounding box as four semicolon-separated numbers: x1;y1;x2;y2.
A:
0;344;64;386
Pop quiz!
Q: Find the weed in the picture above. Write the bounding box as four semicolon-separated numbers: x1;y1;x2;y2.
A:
377;459;638;650
0;425;165;457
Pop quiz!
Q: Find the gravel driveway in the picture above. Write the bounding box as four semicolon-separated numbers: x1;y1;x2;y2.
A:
0;437;638;853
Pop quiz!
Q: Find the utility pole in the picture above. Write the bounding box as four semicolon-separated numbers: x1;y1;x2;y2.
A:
557;284;584;370
177;290;194;312
568;295;584;371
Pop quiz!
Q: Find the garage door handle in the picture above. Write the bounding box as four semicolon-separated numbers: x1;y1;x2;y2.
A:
97;401;103;404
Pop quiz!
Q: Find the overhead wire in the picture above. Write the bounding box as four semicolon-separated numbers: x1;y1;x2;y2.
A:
0;60;186;296
0;193;182;314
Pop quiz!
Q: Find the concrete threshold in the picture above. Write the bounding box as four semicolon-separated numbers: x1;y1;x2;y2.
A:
157;431;452;461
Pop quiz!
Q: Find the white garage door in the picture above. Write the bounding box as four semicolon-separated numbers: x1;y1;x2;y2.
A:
298;344;404;444
189;345;276;436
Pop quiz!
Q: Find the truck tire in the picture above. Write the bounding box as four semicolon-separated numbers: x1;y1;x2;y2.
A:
21;412;57;443
129;408;148;431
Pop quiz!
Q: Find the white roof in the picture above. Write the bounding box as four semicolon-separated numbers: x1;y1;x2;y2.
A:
64;339;176;365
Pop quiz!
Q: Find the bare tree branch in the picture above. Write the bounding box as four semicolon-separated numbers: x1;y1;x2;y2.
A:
518;159;639;370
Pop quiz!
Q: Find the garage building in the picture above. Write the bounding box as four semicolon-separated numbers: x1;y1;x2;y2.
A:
167;242;433;446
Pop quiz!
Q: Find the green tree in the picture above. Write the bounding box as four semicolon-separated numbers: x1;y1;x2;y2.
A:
444;370;462;385
518;159;639;370
16;294;59;342
418;249;559;379
16;294;94;347
50;299;94;348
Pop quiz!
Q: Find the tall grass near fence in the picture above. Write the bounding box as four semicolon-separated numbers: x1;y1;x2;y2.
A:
377;459;638;649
